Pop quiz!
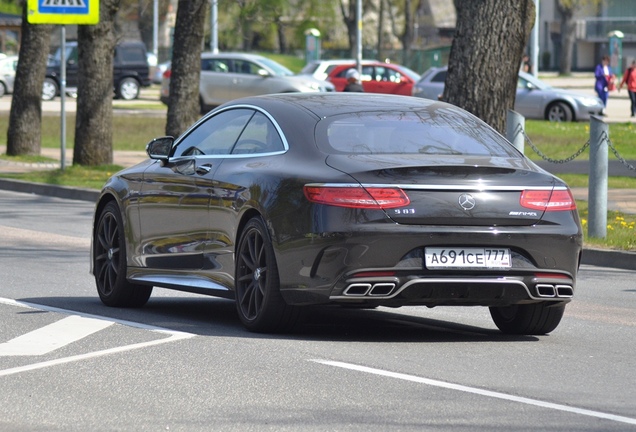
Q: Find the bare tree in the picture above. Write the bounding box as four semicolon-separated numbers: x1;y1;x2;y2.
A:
6;6;51;156
443;0;535;134
556;0;601;75
72;0;120;166
165;0;207;138
340;0;373;58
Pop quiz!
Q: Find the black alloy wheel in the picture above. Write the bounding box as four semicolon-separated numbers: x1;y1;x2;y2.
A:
235;217;299;332
94;201;152;307
489;302;565;335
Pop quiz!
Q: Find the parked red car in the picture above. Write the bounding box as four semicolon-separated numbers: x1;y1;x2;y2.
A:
327;62;420;95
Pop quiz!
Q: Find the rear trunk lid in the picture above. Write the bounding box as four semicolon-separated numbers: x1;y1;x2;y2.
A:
326;154;556;226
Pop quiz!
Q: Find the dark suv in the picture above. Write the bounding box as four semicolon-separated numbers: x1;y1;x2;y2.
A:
42;41;151;101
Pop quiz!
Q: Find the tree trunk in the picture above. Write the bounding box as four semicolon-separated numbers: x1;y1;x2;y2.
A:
73;0;120;166
6;6;52;156
340;0;357;58
165;0;207;138
276;18;288;54
558;5;576;75
400;0;413;65
443;0;535;134
376;0;385;61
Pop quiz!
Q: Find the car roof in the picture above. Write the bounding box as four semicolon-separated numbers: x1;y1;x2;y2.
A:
224;93;438;118
200;52;268;61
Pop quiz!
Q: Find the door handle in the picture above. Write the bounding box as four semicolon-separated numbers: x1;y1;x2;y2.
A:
196;164;212;175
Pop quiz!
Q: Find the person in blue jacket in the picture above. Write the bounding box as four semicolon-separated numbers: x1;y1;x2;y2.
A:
594;55;613;109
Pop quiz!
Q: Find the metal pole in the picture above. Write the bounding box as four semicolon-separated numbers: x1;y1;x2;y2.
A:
531;0;539;77
356;0;362;74
153;0;158;60
209;0;218;53
60;26;66;171
506;110;525;154
588;116;608;238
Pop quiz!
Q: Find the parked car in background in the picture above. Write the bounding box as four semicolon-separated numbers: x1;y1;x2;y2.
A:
43;41;151;101
92;93;581;335
326;61;420;95
412;66;605;122
0;55;17;97
152;61;170;84
160;52;334;112
300;59;373;81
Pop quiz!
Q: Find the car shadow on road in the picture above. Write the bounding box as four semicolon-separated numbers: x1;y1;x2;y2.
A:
19;295;541;344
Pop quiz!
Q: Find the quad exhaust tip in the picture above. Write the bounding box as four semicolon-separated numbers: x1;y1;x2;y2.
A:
343;283;396;297
536;284;573;298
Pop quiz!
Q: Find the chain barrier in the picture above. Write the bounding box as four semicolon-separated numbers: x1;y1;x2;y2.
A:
517;125;635;171
604;131;636;172
520;127;590;164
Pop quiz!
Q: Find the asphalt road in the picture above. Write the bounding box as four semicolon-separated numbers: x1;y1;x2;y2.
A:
1;189;636;431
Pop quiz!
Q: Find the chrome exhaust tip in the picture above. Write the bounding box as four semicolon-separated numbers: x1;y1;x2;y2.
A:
536;284;556;297
343;283;371;296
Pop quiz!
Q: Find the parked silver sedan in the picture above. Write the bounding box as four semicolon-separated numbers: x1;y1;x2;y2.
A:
0;55;17;98
161;52;334;111
412;66;605;122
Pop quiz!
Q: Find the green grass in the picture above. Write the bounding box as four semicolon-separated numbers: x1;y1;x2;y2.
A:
553;174;636;189
0;164;124;190
577;200;636;251
524;120;636;161
0;115;166;151
259;52;305;73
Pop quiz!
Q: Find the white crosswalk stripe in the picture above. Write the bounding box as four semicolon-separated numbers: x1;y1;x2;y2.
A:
0;315;113;356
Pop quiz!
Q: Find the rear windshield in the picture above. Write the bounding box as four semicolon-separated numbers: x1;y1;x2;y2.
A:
320;107;518;157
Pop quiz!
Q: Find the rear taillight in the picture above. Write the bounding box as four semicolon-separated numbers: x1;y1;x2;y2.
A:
303;186;410;209
163;69;171;79
520;189;576;211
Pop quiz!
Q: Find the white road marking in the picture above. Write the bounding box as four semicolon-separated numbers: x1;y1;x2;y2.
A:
0;297;195;376
0;315;114;356
311;359;636;426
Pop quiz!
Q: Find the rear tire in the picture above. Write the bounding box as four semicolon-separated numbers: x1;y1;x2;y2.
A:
490;303;565;335
235;217;299;332
93;201;152;307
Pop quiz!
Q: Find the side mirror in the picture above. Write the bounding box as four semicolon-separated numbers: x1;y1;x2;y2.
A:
146;136;174;162
257;68;270;77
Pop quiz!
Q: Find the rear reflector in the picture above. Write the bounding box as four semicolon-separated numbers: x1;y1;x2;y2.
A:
520;189;576;211
304;186;410;209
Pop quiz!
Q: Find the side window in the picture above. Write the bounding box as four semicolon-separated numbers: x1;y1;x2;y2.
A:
235;60;257;75
172;109;254;157
232;112;285;155
384;68;402;83
431;71;447;83
361;65;373;82
202;59;230;72
119;46;145;63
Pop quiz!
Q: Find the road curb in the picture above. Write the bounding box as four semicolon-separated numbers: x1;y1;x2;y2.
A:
581;248;636;271
0;178;99;202
0;178;634;271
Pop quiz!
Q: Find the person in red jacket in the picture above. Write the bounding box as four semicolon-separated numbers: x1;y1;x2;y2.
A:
619;60;636;117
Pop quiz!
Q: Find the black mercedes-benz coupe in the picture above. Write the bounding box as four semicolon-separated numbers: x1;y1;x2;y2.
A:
92;93;582;334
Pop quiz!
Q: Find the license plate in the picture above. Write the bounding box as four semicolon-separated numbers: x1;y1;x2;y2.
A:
425;247;511;269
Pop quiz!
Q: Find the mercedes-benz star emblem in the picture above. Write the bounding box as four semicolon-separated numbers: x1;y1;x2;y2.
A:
458;193;476;211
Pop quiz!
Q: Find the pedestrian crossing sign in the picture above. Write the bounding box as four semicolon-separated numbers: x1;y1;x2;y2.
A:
27;0;99;24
